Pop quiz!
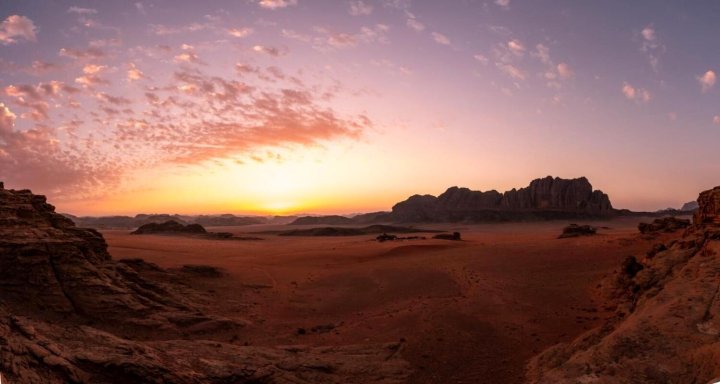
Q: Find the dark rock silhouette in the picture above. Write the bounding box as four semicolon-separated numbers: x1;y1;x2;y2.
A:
289;215;354;225
390;176;613;222
433;232;462;241
637;216;691;234
558;224;597;238
131;220;207;234
376;233;398;242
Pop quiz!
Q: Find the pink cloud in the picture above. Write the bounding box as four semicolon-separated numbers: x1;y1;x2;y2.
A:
0;103;122;198
0;15;37;45
59;47;106;59
257;0;298;10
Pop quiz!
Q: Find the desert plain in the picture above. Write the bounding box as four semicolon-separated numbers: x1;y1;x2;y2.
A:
102;218;679;383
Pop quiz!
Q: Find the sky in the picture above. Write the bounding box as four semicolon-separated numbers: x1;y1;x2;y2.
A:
0;0;719;215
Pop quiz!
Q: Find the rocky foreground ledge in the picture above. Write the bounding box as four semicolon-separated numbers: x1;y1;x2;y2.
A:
0;183;410;383
528;185;720;383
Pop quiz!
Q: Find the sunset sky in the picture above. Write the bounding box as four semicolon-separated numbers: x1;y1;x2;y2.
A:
1;0;719;215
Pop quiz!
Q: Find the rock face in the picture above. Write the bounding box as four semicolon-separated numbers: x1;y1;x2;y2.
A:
0;186;197;321
527;185;720;383
695;186;720;227
131;220;207;234
637;216;691;234
0;183;411;383
390;176;613;222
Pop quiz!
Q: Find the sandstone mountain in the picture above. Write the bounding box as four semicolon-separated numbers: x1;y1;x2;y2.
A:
0;182;410;383
390;176;613;222
528;185;720;383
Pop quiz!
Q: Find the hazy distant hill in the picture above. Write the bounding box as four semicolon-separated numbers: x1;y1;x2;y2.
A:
64;213;271;229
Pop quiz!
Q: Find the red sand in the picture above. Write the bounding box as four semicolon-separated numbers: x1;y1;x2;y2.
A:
102;218;673;383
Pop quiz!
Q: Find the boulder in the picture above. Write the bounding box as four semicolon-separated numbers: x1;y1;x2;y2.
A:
638;216;691;234
433;232;461;241
558;224;597;238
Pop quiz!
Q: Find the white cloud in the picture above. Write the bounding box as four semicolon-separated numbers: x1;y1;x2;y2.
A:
495;0;510;8
641;25;655;41
349;0;373;15
406;18;425;32
0;15;37;45
432;32;450;46
622;82;651;103
252;45;282;56
68;6;97;15
698;70;716;92
496;62;525;80
135;2;147;15
639;24;664;72
508;39;525;56
473;54;489;65
714;115;720;125
257;0;298;9
533;44;550;64
227;27;253;38
556;63;573;79
0;103;16;134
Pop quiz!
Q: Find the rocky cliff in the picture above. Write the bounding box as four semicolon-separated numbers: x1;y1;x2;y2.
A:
0;183;410;383
527;185;720;383
390;176;613;222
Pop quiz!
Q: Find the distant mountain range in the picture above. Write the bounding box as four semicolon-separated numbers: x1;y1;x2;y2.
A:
64;176;698;228
61;213;299;229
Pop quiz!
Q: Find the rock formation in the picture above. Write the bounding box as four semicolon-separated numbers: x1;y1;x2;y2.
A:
390;176;614;222
0;183;410;383
695;186;720;227
289;215;354;225
637;216;691;234
558;224;597;238
527;185;720;383
131;220;207;234
432;232;462;241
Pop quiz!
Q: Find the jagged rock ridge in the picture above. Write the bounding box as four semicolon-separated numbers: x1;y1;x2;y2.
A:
391;176;613;222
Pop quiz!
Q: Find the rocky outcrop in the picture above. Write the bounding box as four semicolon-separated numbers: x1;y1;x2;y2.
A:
638;216;691;234
390;176;613;222
131;220;207;234
527;185;720;383
289;215;355;225
558;224;597;238
0;183;411;383
695;186;720;227
0;187;233;327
